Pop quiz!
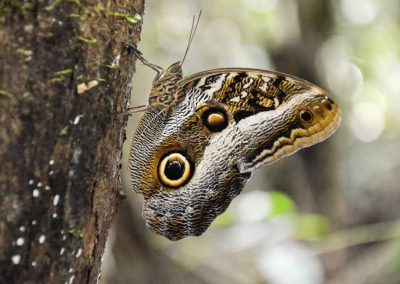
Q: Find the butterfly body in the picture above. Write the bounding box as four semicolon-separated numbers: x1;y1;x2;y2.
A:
129;59;341;240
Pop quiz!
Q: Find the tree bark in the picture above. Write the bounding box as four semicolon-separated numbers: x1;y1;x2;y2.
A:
0;0;144;282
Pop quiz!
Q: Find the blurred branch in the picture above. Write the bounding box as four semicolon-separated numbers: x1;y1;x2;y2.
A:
327;240;400;284
318;219;400;254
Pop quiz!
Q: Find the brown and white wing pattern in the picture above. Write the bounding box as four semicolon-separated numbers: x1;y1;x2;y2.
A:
129;65;341;240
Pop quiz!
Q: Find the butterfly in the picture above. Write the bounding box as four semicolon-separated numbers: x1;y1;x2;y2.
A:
128;12;341;240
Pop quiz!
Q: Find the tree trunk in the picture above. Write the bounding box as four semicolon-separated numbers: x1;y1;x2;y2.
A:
0;0;144;282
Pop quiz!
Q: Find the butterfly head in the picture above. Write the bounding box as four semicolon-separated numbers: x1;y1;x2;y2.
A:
148;62;183;107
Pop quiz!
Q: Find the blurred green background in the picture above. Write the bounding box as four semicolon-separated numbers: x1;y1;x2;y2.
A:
102;0;400;283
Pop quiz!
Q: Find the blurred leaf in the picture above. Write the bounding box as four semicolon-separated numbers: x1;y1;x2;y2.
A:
268;191;296;217
294;214;330;241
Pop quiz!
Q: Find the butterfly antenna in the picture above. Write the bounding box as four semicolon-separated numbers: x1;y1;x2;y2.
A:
181;10;202;66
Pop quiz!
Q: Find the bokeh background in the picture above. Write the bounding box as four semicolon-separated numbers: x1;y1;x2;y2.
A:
102;0;400;283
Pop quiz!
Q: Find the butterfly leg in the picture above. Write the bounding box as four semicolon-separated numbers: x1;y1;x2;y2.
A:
126;43;164;75
119;104;148;116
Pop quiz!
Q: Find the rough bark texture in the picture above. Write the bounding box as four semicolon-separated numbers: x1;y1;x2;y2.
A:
0;0;144;282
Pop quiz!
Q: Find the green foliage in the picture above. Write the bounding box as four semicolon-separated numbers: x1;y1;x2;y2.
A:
294;214;330;241
268;191;296;217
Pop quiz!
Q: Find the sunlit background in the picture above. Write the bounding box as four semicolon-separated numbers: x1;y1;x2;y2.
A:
102;0;400;283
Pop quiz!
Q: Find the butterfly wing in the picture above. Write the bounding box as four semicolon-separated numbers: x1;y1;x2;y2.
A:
130;67;340;240
177;68;341;172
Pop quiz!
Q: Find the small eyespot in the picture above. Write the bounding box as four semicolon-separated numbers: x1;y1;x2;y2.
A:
158;152;193;188
300;110;313;122
201;108;228;132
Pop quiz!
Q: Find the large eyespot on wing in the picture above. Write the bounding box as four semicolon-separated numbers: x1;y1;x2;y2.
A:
158;152;194;188
142;157;251;241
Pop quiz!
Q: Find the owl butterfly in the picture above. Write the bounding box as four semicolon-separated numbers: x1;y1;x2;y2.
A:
129;13;341;241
